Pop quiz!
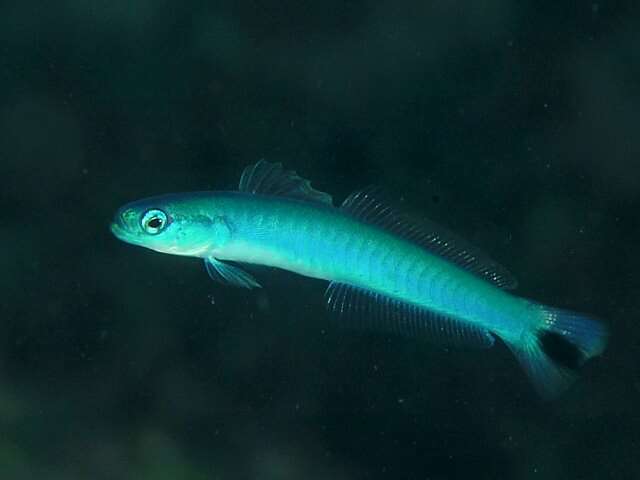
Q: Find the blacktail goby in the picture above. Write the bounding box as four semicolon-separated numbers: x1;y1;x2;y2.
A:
111;161;607;397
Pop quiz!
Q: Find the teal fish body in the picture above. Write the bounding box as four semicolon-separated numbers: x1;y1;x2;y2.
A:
112;161;607;397
210;193;526;340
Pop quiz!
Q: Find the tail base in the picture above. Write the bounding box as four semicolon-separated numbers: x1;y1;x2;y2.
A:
508;305;608;399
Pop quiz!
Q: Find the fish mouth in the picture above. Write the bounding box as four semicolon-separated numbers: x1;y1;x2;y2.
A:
110;221;128;241
110;221;144;248
110;209;134;242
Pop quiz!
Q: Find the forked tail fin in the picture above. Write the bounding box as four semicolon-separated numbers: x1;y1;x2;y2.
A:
507;305;608;399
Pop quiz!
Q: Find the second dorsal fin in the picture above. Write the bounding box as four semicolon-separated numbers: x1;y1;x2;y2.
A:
340;187;518;290
238;160;333;205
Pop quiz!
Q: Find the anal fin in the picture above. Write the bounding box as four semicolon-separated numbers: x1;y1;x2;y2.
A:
325;282;494;348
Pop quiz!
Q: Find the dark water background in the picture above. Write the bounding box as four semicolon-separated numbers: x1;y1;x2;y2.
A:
2;2;639;479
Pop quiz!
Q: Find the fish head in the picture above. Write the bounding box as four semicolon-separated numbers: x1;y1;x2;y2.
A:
110;194;220;257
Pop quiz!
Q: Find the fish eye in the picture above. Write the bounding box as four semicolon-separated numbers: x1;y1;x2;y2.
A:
141;209;168;235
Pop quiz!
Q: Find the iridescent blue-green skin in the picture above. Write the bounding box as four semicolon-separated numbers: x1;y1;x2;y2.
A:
111;191;536;344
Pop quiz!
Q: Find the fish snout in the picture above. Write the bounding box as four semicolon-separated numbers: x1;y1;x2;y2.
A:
110;207;138;240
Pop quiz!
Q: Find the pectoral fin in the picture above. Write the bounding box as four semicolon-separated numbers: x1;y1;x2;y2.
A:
204;257;262;289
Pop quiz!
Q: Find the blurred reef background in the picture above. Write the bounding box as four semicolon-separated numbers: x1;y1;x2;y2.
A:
1;1;639;479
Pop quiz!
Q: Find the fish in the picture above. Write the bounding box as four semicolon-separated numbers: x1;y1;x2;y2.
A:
111;160;607;398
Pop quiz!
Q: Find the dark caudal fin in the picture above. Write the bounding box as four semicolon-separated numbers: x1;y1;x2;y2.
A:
507;305;608;399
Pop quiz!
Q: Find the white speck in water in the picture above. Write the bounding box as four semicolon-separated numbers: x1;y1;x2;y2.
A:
208;293;216;305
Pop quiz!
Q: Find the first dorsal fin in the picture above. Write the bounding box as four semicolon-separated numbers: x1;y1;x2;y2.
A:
239;160;333;205
340;187;518;290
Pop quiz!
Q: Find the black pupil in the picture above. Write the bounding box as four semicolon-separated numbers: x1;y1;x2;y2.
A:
148;217;163;229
